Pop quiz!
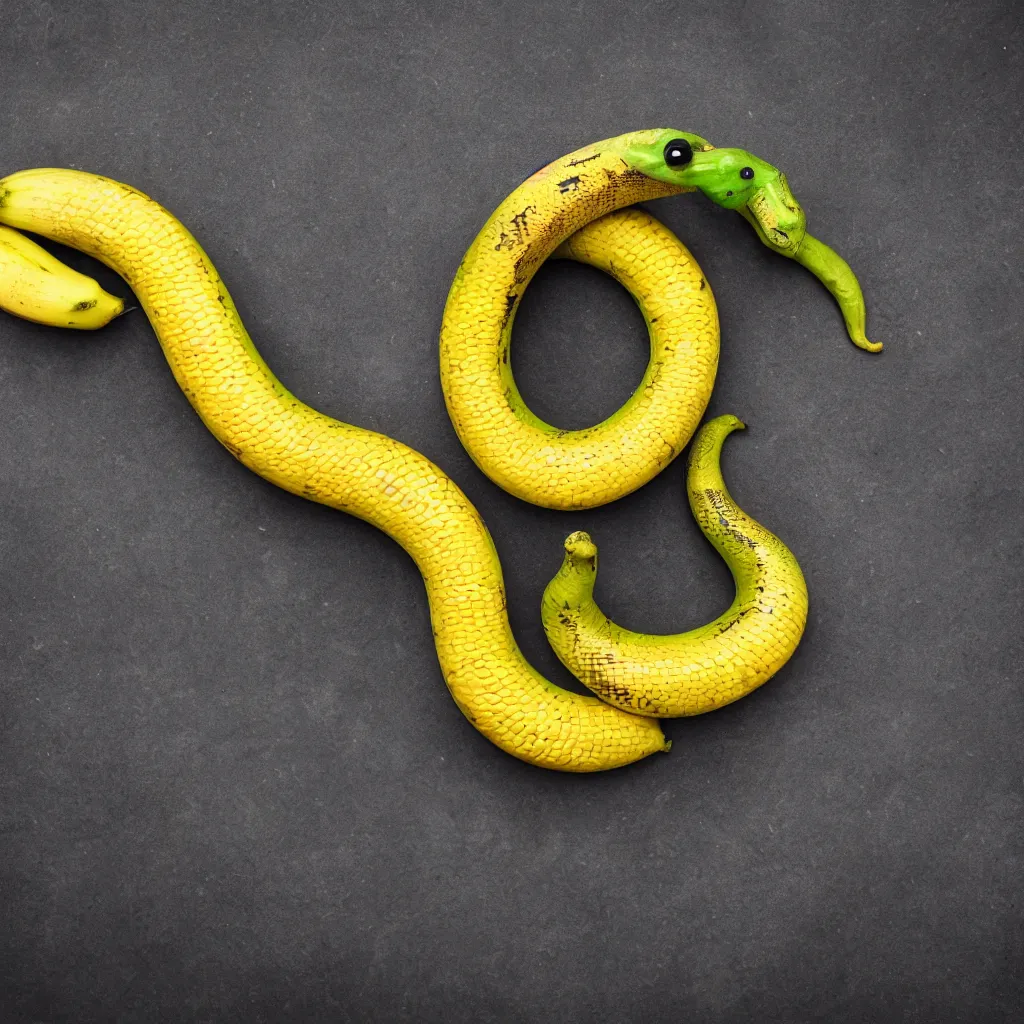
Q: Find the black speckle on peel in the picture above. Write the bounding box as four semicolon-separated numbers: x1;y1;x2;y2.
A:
72;299;97;311
511;205;536;237
617;168;650;186
500;291;518;330
219;438;244;461
512;250;532;286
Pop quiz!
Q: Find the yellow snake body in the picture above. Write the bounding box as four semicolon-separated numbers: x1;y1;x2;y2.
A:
441;131;720;510
541;416;808;717
0;167;668;771
0;128;872;770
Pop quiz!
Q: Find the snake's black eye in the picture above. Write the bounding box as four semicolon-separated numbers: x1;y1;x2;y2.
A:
663;139;693;167
740;166;755;180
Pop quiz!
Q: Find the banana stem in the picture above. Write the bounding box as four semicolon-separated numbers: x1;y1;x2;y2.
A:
543;531;599;611
793;233;882;353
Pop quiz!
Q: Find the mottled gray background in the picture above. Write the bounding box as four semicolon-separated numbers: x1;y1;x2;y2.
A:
0;1;1020;1021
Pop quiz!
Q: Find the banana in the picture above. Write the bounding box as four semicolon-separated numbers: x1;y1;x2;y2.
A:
541;415;808;717
0;224;123;329
0;167;668;772
0;129;857;768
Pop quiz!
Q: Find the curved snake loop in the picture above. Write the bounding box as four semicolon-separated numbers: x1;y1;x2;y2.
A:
441;129;879;512
541;415;808;718
0;129;876;770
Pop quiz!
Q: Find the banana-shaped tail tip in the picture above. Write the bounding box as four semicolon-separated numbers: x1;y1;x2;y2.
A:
563;530;598;562
716;414;746;433
699;413;747;448
793;233;883;354
687;414;746;479
0;224;126;330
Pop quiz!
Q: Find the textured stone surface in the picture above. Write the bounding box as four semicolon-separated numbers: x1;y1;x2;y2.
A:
0;1;1020;1021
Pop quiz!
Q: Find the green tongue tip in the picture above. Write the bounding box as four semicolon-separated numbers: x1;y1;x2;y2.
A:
791;233;883;353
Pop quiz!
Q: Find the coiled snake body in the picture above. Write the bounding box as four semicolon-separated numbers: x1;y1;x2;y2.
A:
0;129;875;771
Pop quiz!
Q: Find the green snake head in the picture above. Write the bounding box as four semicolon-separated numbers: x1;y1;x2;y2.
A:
733;170;806;256
625;130;882;352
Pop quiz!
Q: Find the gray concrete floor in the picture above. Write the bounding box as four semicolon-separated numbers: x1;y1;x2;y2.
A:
1;2;1020;1020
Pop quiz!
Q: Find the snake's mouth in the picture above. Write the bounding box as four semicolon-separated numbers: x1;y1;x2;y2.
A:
742;172;807;257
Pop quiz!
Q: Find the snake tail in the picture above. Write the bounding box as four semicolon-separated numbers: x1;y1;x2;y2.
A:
0;168;669;772
541;415;808;718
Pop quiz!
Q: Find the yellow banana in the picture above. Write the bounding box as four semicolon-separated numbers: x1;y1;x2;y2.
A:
0;223;123;329
0;167;668;772
541;415;808;717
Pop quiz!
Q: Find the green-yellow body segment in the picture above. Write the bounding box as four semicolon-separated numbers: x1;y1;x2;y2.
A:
442;130;880;511
0;168;669;772
541;415;808;718
0;223;123;329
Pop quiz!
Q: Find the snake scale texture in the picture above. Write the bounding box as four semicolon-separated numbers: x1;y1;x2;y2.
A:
542;415;808;717
0;129;877;771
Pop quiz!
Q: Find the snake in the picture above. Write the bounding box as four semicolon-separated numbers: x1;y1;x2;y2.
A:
0;129;876;772
441;129;880;512
541;414;808;717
